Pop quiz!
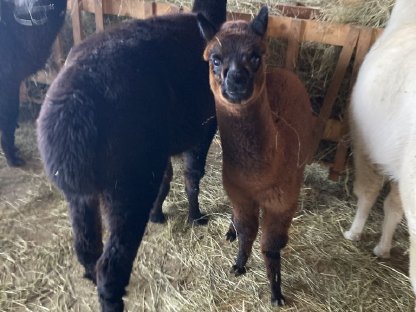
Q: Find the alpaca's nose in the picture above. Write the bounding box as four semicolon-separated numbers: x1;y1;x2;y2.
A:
225;67;249;92
228;70;248;88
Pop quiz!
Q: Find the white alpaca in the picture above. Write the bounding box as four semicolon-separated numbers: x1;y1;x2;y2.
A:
345;0;416;303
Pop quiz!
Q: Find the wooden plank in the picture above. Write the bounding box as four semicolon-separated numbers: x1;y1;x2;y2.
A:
312;26;360;153
329;120;349;181
285;18;303;71
77;0;181;18
274;4;320;20
350;27;373;86
94;0;104;32
302;19;355;46
322;118;342;142
268;16;354;46
52;34;64;66
71;0;83;44
227;11;251;21
330;26;382;180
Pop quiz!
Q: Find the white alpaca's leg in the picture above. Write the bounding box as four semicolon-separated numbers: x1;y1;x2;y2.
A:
373;182;403;258
399;148;416;308
344;145;384;241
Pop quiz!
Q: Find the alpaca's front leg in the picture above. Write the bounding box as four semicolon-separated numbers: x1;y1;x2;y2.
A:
261;202;295;307
229;199;259;276
182;121;216;225
225;213;237;242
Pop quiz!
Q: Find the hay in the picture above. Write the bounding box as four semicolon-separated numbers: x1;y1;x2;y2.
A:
1;1;413;311
320;0;394;28
0;124;413;311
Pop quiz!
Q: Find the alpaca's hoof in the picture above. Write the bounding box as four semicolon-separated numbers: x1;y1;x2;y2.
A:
189;213;208;226
83;271;97;285
271;295;285;307
230;264;246;276
6;154;25;167
99;297;124;312
343;230;361;241
373;244;391;259
149;211;166;224
225;229;237;242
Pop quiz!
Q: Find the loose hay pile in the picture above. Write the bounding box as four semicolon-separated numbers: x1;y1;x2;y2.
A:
0;129;412;311
0;0;413;311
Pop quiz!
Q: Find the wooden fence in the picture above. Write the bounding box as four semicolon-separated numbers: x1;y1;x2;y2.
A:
37;0;384;180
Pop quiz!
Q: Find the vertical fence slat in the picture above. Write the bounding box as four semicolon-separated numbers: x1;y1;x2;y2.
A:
311;26;360;156
328;27;375;180
285;19;303;71
71;0;83;44
95;0;104;32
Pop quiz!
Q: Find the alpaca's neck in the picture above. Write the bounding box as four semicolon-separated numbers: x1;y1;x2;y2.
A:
384;0;416;35
216;91;277;170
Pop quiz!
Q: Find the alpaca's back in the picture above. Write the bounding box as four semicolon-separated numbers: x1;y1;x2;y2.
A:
38;14;214;194
351;1;416;180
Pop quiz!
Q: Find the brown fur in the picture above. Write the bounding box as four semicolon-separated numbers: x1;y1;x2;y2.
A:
198;8;315;305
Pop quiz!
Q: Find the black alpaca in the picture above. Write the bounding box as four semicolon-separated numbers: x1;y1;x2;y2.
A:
37;1;227;311
0;0;66;166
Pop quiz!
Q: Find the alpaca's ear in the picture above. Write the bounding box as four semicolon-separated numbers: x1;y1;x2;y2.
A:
250;6;268;37
197;13;218;42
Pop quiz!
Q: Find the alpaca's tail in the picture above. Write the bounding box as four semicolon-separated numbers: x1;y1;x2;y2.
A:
37;80;99;196
192;0;227;29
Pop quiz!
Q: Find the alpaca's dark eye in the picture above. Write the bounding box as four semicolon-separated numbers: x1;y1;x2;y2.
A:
251;54;261;67
212;55;222;67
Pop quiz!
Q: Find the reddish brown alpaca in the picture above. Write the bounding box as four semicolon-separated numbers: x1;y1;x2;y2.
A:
198;7;315;306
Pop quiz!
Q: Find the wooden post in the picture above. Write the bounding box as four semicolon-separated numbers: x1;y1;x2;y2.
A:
71;0;83;44
95;0;104;32
329;27;380;180
312;26;360;156
52;34;64;66
285;18;303;71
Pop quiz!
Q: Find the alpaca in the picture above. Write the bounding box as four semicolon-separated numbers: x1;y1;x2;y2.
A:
0;0;66;166
344;0;416;305
198;6;315;306
37;1;226;311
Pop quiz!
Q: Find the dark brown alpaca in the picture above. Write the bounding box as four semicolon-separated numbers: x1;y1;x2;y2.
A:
37;1;226;311
198;7;315;306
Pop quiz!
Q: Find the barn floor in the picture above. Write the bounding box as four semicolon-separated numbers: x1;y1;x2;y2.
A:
0;112;413;311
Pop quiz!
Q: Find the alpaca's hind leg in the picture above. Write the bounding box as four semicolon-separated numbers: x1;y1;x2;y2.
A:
373;182;403;258
97;175;163;312
410;233;416;312
67;194;103;284
260;205;295;307
0;81;24;166
229;199;259;276
149;159;173;223
399;155;416;306
183;123;216;225
344;145;384;241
